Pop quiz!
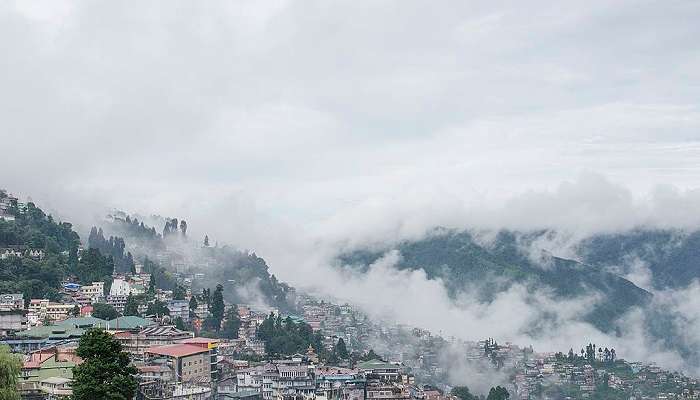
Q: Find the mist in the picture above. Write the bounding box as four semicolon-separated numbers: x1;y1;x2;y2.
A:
2;0;700;384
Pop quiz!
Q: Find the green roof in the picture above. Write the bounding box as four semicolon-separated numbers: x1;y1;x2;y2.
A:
16;324;85;339
61;317;107;329
107;316;155;330
356;359;399;371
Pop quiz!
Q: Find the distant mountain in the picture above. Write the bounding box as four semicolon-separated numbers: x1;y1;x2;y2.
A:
576;228;700;289
339;229;651;332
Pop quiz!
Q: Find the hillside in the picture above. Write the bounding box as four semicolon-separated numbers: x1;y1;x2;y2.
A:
339;229;651;332
0;194;114;301
576;228;700;289
98;212;296;312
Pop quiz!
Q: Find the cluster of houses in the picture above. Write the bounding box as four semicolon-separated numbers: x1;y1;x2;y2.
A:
1;284;453;400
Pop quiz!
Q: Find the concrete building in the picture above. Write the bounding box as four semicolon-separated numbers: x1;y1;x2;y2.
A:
167;300;190;323
113;325;193;356
145;344;212;383
0;309;27;335
0;293;24;311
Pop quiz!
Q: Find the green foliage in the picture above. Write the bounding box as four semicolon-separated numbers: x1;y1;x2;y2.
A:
211;284;225;331
74;248;114;285
189;295;198;311
87;227;135;275
123;294;140;317
0;203;96;302
334;338;349;359
72;329;137;400
451;386;477;400
92;303;119;320
174;317;187;331
146;300;169;317
221;306;241;339
173;285;187;300
340;229;651;332
486;386;509;400
257;313;323;357
0;345;21;400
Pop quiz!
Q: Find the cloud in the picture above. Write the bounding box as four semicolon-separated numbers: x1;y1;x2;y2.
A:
2;0;700;378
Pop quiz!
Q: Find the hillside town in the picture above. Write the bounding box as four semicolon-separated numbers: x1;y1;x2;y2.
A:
2;189;700;400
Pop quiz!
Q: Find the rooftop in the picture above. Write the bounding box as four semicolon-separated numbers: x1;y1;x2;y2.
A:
146;344;210;358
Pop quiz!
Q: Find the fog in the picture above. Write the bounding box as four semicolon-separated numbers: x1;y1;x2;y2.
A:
2;0;700;379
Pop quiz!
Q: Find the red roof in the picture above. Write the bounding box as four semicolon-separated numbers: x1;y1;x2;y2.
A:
145;344;209;358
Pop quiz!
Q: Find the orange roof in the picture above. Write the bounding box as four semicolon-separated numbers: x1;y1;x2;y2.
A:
145;344;209;358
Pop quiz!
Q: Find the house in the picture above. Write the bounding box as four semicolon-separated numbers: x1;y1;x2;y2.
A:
0;309;28;335
21;346;81;383
40;376;72;398
179;337;220;381
0;293;24;311
113;325;193;356
79;282;105;303
168;300;190;323
145;344;212;383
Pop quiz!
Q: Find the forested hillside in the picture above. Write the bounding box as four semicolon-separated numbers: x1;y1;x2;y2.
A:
340;229;651;332
0;200;113;301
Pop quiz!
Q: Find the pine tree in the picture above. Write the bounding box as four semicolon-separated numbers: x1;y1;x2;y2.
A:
123;294;140;317
211;284;225;331
71;329;137;400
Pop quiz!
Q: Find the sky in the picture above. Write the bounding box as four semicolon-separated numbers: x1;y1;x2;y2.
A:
1;0;699;234
2;0;700;375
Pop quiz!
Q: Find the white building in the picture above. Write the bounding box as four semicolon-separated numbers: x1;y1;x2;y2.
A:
110;278;132;297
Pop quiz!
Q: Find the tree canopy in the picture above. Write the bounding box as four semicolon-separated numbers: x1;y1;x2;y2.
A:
72;329;137;400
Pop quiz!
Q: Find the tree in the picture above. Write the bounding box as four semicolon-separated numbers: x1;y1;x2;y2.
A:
179;220;187;236
486;386;509;400
0;345;21;400
123;294;140;317
71;304;81;317
174;317;187;331
189;296;198;312
451;386;477;400
211;284;225;331
173;285;186;300
335;338;349;359
92;303;119;320
222;306;241;339
204;235;209;247
72;329;137;400
146;300;170;317
148;274;156;295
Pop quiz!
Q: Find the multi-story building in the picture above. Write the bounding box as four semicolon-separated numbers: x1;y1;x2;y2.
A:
178;337;219;382
167;300;190;323
79;282;105;303
113;325;193;356
0;309;27;335
0;293;24;311
145;344;212;383
107;295;128;313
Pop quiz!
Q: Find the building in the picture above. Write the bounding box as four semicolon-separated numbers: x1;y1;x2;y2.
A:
107;294;128;313
145;344;212;383
167;300;190;323
113;325;193;356
40;377;73;398
0;293;24;311
110;278;132;297
21;346;81;383
179;337;220;382
28;299;74;324
0;309;28;335
79;282;105;303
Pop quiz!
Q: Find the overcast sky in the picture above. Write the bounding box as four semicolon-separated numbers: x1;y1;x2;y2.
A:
1;0;700;240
